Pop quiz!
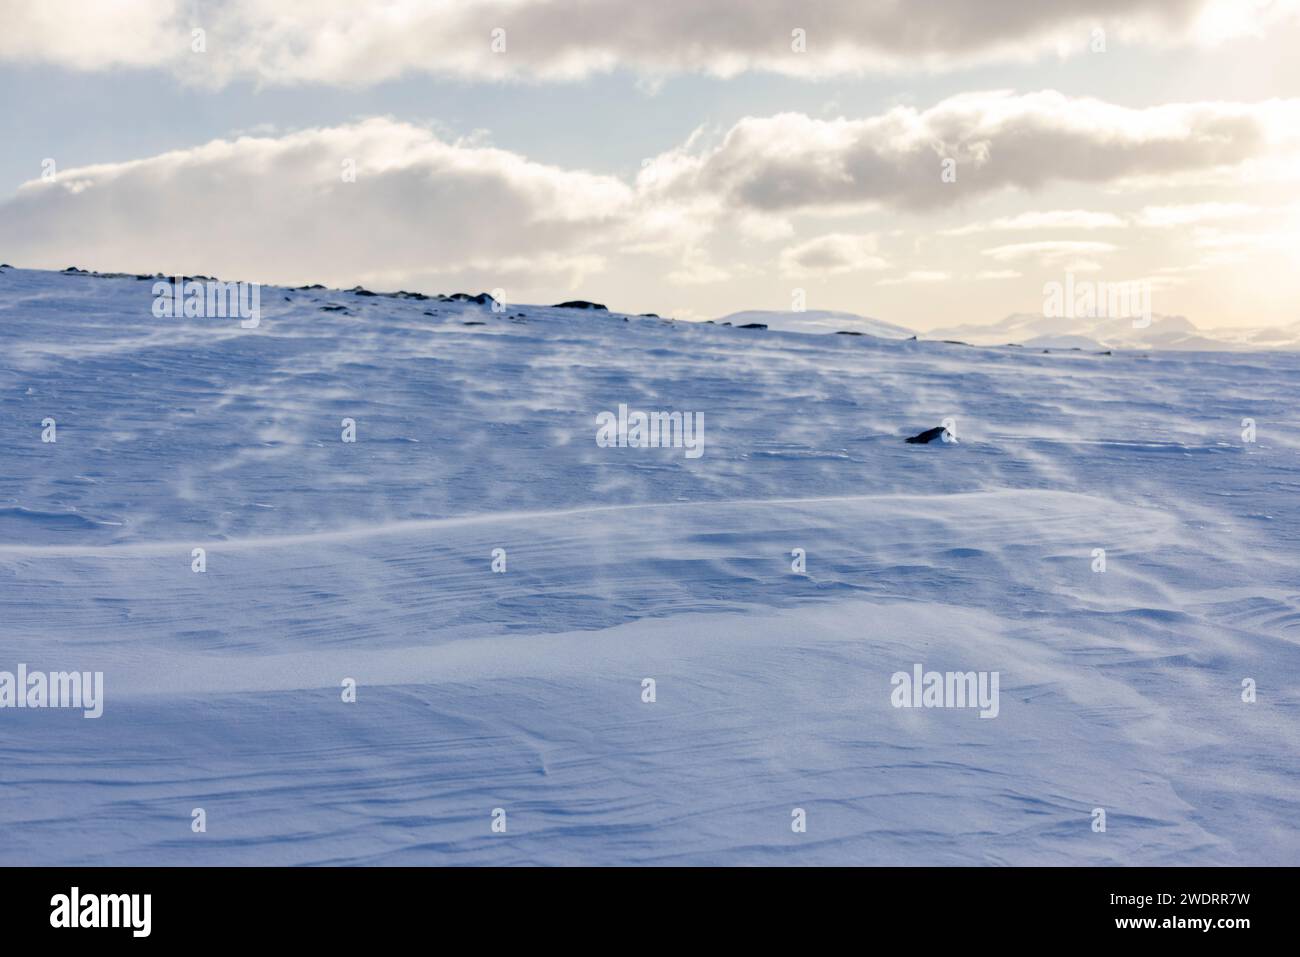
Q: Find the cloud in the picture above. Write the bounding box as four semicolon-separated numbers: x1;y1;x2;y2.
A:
877;271;951;286
778;234;889;277
1191;221;1300;259
0;118;633;289
643;92;1300;215
1;1;1295;86
982;241;1119;265
943;210;1127;235
1136;202;1260;227
666;248;733;285
0;0;183;71
1;92;1294;299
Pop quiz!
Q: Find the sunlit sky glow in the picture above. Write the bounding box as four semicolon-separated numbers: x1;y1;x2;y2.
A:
1;0;1298;330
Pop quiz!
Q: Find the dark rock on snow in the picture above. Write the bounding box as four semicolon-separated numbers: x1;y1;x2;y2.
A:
905;426;952;445
552;300;607;310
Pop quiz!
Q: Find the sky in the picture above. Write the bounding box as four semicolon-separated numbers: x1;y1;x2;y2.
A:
1;0;1299;330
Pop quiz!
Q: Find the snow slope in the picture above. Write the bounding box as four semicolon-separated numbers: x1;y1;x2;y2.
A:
715;309;915;338
1;266;1298;865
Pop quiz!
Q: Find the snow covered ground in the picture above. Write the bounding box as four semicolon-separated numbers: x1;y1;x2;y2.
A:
1;265;1298;865
716;309;916;339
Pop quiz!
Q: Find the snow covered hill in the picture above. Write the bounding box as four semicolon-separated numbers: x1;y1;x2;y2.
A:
715;309;915;339
1;265;1298;865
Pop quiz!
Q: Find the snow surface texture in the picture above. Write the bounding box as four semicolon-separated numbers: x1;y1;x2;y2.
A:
1;266;1298;866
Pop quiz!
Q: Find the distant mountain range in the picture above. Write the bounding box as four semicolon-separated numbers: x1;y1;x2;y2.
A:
714;308;1300;351
930;313;1300;352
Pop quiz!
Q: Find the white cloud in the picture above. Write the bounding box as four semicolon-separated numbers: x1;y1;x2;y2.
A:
0;0;182;70
1;1;1296;86
666;248;733;285
1136;202;1260;227
644;92;1300;214
0;118;633;288
1192;223;1299;255
877;271;950;286
982;241;1119;264
943;210;1127;236
1061;259;1105;273
778;234;889;277
1;92;1295;304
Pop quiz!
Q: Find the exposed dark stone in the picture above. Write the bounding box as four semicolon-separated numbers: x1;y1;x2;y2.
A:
295;284;326;291
836;330;864;336
74;270;149;280
347;286;378;296
905;426;952;445
320;304;349;313
463;321;486;326
552;300;607;310
737;322;767;330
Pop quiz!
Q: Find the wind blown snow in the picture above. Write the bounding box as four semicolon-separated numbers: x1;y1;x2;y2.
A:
1;267;1297;865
